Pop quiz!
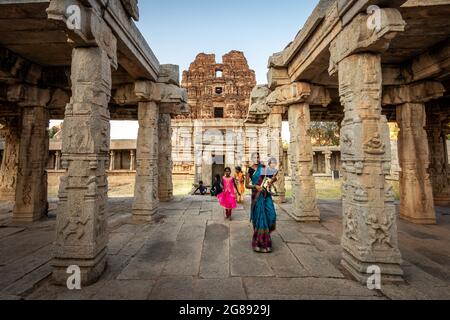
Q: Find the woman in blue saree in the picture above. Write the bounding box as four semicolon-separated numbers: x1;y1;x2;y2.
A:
246;153;277;253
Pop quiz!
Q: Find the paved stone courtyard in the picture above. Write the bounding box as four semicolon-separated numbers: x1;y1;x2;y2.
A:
0;196;449;300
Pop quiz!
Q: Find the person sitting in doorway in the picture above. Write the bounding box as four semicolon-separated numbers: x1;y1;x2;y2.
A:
210;175;223;197
192;181;208;195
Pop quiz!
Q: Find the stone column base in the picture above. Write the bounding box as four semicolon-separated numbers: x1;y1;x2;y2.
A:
400;213;436;225
52;247;107;286
12;202;48;224
341;250;404;285
132;208;159;222
287;208;320;223
0;191;15;202
159;195;174;203
434;193;450;207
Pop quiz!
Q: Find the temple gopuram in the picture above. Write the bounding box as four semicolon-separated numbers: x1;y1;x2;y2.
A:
172;51;269;185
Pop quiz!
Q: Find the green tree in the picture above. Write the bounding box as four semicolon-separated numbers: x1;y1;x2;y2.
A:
48;126;60;139
308;122;340;147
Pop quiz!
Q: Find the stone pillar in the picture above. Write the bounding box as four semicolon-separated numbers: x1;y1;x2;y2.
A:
130;150;135;171
55;151;62;171
158;112;174;202
267;82;331;221
382;81;445;224
109;151;115;171
396;103;436;224
133;101;159;221
328;7;406;283
324;151;332;176
426;106;450;206
267;111;286;203
338;54;403;283
13;106;49;223
288;103;320;222
0;118;20;201
53;47;111;285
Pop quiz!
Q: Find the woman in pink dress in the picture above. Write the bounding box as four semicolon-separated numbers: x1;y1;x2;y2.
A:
217;167;241;220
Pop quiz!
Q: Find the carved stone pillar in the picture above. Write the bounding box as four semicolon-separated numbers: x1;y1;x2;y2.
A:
13;107;49;223
324;151;332;176
267;82;331;222
0;118;20;201
109;151;115;171
53;47;112;285
267;110;286;203
288;103;320;221
337;54;403;283
329;7;406;283
55;150;62;171
158;112;174;202
133;101;159;220
383;81;444;224
426;105;450;206
396;103;436;224
130;150;135;171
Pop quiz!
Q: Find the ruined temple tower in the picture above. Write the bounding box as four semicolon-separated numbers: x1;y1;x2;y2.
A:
172;51;269;184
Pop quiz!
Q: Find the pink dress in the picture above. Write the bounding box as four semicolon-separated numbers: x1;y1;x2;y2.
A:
217;177;237;209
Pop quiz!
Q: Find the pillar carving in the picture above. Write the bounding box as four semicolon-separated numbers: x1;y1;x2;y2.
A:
324;151;332;176
329;8;405;283
133;101;159;220
130;150;135;171
383;81;444;224
267;111;286;203
288;103;320;221
109;151;115;171
426;105;450;206
13;106;49;223
55;150;62;171
335;54;403;283
158;112;174;202
53;47;112;285
0;117;20;201
268;82;330;222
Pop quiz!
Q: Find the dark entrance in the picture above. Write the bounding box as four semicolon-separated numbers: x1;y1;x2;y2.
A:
211;154;225;185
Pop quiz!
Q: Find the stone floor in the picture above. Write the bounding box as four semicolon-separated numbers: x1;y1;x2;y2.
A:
0;196;449;300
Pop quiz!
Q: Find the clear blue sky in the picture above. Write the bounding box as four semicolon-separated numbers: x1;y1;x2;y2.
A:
136;0;319;84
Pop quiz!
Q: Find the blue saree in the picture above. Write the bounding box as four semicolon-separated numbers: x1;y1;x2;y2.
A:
249;164;277;252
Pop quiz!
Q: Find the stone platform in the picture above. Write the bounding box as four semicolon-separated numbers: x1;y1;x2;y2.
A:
0;196;449;300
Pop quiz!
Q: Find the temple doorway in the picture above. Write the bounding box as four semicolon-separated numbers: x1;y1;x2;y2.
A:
211;154;225;185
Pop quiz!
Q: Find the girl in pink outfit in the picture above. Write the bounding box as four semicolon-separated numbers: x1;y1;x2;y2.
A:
217;167;241;220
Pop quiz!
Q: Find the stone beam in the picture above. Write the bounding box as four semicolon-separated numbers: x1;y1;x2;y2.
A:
47;0;118;69
113;81;188;115
382;40;450;86
0;46;42;85
382;81;445;106
267;82;332;107
329;8;406;76
7;85;51;108
246;85;273;124
120;0;139;21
